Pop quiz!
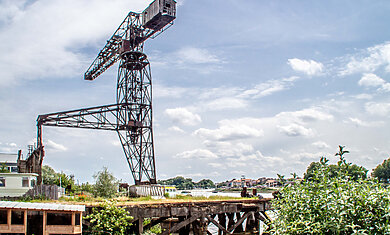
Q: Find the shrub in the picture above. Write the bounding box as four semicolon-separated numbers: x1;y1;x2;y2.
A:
84;201;133;234
268;146;390;234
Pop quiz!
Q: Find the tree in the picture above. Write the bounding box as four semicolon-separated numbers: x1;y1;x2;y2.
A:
195;179;215;189
268;146;390;234
0;163;10;173
42;165;75;193
372;158;390;183
93;167;118;198
158;176;195;190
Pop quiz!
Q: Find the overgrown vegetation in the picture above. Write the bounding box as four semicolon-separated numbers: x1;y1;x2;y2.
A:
84;201;133;234
268;146;390;234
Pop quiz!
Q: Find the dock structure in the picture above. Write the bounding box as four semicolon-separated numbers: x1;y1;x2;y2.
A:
85;198;272;234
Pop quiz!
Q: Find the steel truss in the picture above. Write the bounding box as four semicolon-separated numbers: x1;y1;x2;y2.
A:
33;8;175;185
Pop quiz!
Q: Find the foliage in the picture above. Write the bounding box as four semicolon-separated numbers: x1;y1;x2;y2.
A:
84;201;133;234
158;176;195;190
196;179;215;189
372;157;390;183
74;182;95;195
158;176;215;190
42;165;75;193
93;167;118;198
304;152;367;181
142;218;163;234
0;163;10;173
268;146;390;234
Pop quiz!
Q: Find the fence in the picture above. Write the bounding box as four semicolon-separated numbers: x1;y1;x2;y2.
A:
23;184;65;200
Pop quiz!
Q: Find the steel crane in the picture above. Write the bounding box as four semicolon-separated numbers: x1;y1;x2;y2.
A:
21;0;177;185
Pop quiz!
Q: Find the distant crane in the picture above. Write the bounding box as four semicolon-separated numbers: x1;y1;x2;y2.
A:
20;0;177;185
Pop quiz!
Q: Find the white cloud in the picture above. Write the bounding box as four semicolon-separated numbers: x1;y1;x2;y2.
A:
46;139;67;152
288;58;324;76
168;126;185;133
277;108;334;123
205;97;247;110
353;94;373;100
208;162;226;169
358;73;385;87
165;108;202;126
341;42;390;75
176;47;221;64
277;124;314;137
365;102;390;116
194;119;264;141
204;141;254;157
347;117;383;127
240;76;300;99
154;85;190;99
312;141;330;149
174;149;218;159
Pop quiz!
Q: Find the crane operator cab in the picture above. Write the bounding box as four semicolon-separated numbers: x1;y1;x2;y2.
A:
143;0;176;31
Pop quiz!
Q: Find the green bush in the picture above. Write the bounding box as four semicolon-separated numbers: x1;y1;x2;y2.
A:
268;146;390;234
84;201;133;234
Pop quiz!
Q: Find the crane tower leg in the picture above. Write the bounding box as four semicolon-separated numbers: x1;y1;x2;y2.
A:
116;51;156;185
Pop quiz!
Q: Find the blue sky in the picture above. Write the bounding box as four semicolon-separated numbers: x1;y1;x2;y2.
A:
1;0;390;184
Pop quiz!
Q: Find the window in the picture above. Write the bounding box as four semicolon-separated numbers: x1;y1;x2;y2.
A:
47;213;72;225
31;179;36;187
22;177;29;187
11;210;24;225
0;210;7;224
75;213;80;226
0;177;5;187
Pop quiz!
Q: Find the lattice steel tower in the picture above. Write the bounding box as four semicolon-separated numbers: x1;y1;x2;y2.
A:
23;0;176;185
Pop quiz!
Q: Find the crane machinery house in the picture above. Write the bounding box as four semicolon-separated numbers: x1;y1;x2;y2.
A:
143;0;176;30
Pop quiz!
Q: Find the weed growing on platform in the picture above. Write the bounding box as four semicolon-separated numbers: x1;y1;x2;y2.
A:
84;201;133;234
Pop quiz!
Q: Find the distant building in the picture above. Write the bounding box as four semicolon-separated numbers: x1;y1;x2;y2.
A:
0;151;21;173
227;178;259;188
265;179;279;188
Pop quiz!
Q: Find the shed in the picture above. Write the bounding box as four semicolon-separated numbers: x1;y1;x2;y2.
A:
0;201;85;234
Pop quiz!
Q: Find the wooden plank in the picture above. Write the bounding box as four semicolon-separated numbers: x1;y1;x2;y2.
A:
206;215;230;235
160;215;199;235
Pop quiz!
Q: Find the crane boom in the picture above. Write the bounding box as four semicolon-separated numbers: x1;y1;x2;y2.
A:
84;0;176;81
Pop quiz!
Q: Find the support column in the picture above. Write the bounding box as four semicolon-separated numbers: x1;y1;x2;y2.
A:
218;213;226;235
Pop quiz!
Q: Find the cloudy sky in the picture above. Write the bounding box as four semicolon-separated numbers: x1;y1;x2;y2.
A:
1;0;390;184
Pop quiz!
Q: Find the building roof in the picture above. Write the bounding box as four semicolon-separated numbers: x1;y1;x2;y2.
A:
0;201;85;212
0;153;18;164
0;173;38;177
